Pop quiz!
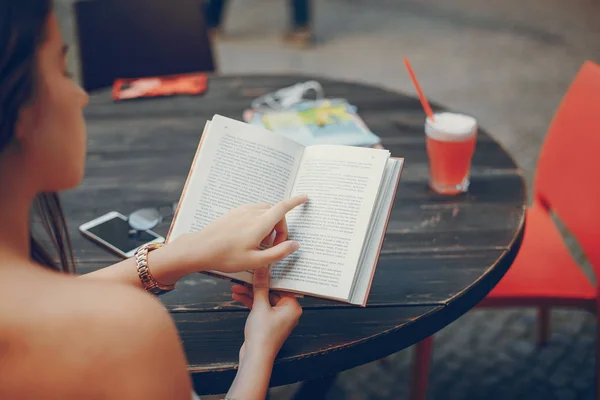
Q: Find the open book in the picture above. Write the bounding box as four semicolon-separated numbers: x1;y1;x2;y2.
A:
167;115;404;306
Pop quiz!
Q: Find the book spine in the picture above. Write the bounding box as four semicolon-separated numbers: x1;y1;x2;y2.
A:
166;122;210;243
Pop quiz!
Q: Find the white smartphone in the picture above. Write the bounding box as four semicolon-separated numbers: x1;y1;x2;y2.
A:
79;211;165;258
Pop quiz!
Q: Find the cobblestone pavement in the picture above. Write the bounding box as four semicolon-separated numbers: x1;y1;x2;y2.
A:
55;0;599;398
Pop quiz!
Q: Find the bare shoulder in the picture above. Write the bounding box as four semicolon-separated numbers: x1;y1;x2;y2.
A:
0;270;192;399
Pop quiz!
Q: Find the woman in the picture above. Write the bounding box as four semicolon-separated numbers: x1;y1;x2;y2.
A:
0;1;306;399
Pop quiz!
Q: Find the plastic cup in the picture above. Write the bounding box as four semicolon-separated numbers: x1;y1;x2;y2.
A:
425;112;478;195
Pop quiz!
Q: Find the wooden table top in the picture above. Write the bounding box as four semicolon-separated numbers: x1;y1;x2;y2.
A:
62;75;526;395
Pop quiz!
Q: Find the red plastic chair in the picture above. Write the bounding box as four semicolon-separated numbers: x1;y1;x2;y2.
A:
410;60;600;400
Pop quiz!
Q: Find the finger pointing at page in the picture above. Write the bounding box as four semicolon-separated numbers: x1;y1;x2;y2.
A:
264;194;308;229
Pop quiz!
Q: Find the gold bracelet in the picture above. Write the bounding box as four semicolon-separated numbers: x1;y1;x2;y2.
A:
134;243;175;295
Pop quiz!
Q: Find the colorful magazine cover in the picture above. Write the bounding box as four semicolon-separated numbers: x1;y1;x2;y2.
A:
243;99;381;147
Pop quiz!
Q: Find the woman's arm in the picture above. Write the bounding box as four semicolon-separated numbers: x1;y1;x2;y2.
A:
78;243;195;288
227;348;274;400
79;195;308;289
227;268;303;400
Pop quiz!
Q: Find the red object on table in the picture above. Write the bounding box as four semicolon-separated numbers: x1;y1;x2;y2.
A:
112;73;208;101
410;60;600;400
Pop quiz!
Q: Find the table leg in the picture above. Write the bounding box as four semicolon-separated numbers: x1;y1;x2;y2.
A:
291;374;337;400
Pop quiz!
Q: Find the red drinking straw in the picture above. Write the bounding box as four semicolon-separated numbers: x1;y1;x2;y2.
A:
403;58;435;122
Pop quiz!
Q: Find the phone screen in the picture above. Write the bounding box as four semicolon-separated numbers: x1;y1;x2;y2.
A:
86;215;162;254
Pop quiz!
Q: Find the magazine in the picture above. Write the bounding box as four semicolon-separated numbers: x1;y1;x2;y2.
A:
243;99;381;147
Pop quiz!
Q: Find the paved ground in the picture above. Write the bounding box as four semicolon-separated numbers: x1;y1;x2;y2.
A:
55;0;599;398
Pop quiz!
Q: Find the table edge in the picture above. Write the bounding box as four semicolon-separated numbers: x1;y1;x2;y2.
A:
189;210;526;394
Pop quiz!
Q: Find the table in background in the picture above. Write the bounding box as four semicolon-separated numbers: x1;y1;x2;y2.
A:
62;75;526;396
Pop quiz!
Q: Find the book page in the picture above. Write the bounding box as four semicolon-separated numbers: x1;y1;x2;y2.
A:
271;145;389;300
349;158;403;306
168;115;305;283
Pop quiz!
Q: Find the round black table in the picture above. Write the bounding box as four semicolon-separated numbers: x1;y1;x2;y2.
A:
63;75;526;395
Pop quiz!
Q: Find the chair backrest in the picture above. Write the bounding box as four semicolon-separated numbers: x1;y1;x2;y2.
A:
73;0;215;92
533;60;600;272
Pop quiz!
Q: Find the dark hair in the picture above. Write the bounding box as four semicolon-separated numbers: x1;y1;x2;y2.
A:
0;0;75;273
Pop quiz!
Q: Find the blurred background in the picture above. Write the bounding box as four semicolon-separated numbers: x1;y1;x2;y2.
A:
55;0;599;398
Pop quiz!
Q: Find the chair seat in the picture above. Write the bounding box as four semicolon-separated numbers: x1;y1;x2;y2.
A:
485;204;595;302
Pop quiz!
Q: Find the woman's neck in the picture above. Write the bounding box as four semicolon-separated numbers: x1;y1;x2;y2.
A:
0;160;35;263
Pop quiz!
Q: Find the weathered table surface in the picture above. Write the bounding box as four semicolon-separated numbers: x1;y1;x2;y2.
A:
62;75;526;395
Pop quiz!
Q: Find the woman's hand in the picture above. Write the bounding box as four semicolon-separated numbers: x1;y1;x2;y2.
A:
169;194;308;274
233;268;303;362
226;267;303;400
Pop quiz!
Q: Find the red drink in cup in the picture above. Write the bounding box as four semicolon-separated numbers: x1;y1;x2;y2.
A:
425;112;477;195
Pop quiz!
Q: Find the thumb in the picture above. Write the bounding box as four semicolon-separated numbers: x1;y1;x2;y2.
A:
253;266;271;307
